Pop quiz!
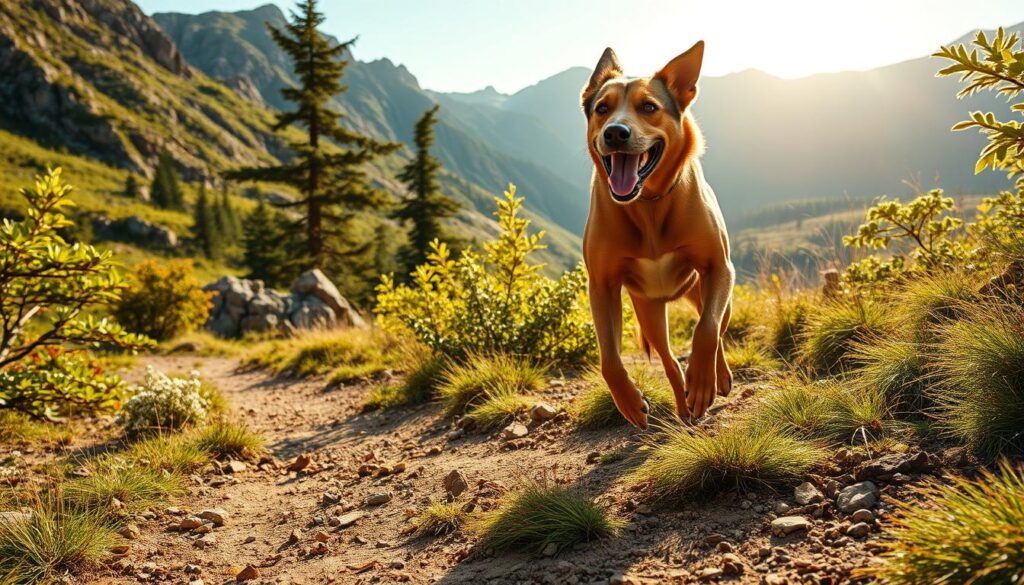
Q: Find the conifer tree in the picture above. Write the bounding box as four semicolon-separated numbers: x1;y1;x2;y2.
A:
151;151;184;210
394;104;460;275
215;185;241;241
124;174;139;199
242;192;293;287
192;184;220;259
225;0;399;276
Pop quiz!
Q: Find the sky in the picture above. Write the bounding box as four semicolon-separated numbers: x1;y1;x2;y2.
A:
135;0;1024;94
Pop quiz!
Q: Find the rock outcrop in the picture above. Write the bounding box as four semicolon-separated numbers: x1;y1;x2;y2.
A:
91;215;178;249
203;270;365;338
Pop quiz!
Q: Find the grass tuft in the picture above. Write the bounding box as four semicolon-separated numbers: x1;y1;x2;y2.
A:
414;500;465;537
896;271;979;336
850;336;929;414
864;460;1024;585
122;434;210;474
163;331;245;357
247;329;399;383
573;364;675;429
468;386;532;430
754;289;812;361
930;302;1024;459
471;484;621;554
64;466;180;515
0;412;72;446
0;495;119;584
798;300;892;374
629;424;825;500
724;341;781;379
436;353;545;414
191;421;263;460
364;352;446;411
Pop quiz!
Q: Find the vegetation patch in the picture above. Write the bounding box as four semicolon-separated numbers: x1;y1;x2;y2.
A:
865;461;1024;585
471;484;621;554
247;329;399;382
798;300;892;375
414;500;465;537
850;337;929;414
468;386;532;431
63;466;181;516
191;420;262;460
363;352;446;411
0;412;72;446
120;434;210;474
630;424;825;500
436;353;545;414
573;365;675;429
724;341;781;379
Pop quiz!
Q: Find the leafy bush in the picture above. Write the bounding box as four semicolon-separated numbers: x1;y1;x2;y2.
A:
0;168;152;418
798;299;891;374
376;185;596;365
436;353;545;414
931;302;1024;459
471;484;621;554
0;347;126;420
117;367;209;436
866;460;1024;585
573;365;675;429
113;260;211;342
629;424;824;500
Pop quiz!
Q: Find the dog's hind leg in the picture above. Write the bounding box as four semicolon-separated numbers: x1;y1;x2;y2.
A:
629;292;689;420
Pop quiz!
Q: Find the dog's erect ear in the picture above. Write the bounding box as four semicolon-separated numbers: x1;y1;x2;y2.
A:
654;40;704;111
581;47;623;115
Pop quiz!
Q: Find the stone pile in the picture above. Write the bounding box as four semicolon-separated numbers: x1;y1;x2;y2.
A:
203;269;365;338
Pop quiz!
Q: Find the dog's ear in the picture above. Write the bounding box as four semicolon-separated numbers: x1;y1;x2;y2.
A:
581;47;622;115
654;40;704;111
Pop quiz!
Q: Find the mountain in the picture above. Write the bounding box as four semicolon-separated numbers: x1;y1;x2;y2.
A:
152;5;590;235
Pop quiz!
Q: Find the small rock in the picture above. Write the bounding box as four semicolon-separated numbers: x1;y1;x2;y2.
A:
699;567;724;581
443;469;469;498
322;491;340;504
542;542;559;556
314;530;330;543
195;534;216;548
836;481;878;513
500;423;529;440
771;516;812;537
847;522;871;538
715;541;733;553
119;523;140;539
365;492;391;506
178;516;203;530
851;509;875;523
794;482;824;505
773;501;791;514
529;402;558;422
224;460;247;474
388;560;406;570
198;508;228;527
185;564;201;574
336;511;364;528
721;552;744;575
243;535;256;544
287;529;302;544
287;454;312;472
235;565;260;581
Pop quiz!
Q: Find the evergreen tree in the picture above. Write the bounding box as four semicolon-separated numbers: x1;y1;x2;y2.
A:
214;185;241;241
225;0;399;278
123;174;139;198
192;184;220;259
394;104;460;275
242;192;294;287
151;151;184;210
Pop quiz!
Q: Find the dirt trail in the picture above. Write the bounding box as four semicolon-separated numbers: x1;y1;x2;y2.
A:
94;355;897;585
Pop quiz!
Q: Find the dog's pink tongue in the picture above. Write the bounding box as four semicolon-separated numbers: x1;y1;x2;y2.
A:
609;153;641;196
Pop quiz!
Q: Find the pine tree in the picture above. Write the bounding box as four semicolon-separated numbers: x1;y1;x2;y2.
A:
151;151;184;210
123;174;139;198
242;191;294;287
394;104;460;275
225;0;399;276
215;185;241;241
192;184;220;259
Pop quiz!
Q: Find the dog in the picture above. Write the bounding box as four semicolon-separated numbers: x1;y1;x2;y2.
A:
581;41;734;429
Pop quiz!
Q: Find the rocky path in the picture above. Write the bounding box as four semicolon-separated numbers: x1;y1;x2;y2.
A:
94;355;929;585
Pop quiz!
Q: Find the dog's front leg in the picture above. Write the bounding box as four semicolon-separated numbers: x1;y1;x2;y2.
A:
589;279;649;429
686;261;735;417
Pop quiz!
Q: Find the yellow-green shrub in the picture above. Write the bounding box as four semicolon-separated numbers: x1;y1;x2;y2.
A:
114;260;211;341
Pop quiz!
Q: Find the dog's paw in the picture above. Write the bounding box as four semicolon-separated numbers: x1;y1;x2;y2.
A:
608;383;649;430
684;360;717;418
716;358;733;397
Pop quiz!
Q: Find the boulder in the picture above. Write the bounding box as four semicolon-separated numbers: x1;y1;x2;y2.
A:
289;296;336;329
291;269;365;327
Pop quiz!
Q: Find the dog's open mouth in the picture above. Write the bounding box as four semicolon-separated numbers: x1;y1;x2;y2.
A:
602;141;663;201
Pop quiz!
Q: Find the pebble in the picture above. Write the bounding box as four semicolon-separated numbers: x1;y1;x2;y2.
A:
836;481;878;513
198;508;228;526
851;509;875;523
443;469;469;498
530;402;558;421
500;423;529;440
847;522;871;538
794;482;824;505
365;492;392;506
771;516;812;537
336;511;364;528
235;565;260;581
287;454;312;472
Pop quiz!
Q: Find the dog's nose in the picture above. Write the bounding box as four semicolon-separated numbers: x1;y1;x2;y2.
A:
603;123;631;148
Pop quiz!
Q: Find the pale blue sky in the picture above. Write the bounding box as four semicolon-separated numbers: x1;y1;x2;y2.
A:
136;0;1024;94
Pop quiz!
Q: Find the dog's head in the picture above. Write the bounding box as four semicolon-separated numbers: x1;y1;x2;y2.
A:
581;42;704;204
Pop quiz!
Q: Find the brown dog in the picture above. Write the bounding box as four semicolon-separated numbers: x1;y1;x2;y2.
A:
581;41;734;429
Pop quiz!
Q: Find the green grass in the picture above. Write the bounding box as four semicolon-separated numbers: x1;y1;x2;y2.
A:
754;290;812;361
0;412;72;446
798;299;892;374
468;386;532;430
896;271;980;336
931;302;1024;459
63;466;181;516
436;353;546;414
629;424;825;500
414;500;466;537
247;329;400;383
120;434;210;474
572;364;676;429
850;336;929;414
191;421;262;460
865;461;1024;585
724;341;782;379
471;484;622;554
744;377;891;445
363;352;446;411
0;495;119;584
163;331;247;357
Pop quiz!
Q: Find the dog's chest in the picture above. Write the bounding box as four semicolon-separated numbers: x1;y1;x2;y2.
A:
625;252;695;300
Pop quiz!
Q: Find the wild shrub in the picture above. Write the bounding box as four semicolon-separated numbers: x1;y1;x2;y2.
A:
629;423;824;500
471;484;621;554
573;364;675;429
117;367;209;436
0;347;126;420
798;299;891;375
113;260;211;342
436;353;545;414
0;168;152;419
376;185;596;365
931;302;1024;459
865;460;1024;585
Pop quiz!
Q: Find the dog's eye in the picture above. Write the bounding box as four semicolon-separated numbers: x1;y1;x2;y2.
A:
641;102;658;113
595;103;609;115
